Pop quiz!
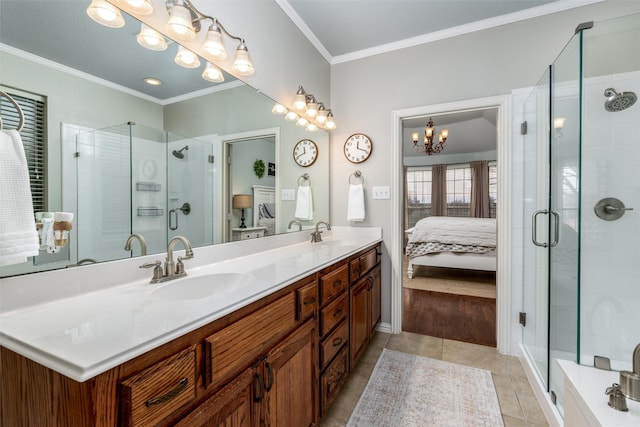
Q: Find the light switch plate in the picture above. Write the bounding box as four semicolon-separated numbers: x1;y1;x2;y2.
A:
372;186;390;199
281;189;295;200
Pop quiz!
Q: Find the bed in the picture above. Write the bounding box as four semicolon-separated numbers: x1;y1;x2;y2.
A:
252;185;276;236
405;216;496;279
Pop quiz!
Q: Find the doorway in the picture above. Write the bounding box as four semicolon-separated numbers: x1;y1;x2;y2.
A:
390;95;513;354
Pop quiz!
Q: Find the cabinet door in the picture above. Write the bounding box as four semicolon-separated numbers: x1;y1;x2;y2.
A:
370;265;381;335
350;278;370;368
264;319;317;427
175;366;258;427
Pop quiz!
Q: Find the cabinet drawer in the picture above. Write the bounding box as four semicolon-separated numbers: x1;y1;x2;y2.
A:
319;293;348;337
204;293;296;390
320;319;348;370
319;264;348;305
350;247;378;280
120;347;196;427
296;280;318;321
321;346;349;415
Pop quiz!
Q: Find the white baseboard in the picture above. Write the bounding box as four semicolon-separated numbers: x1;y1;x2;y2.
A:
376;322;392;334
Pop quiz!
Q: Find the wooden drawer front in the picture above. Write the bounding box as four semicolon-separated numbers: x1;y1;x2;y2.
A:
319;293;348;337
296;281;318;321
204;293;296;390
319;264;348;305
120;347;196;427
320;319;348;370
321;347;348;415
360;248;378;276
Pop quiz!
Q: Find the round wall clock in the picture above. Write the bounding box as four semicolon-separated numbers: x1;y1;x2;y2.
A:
293;139;318;167
344;133;372;163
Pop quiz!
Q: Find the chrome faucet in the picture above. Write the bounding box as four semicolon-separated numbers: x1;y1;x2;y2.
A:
288;219;302;231
140;235;194;284
124;233;147;256
310;221;331;243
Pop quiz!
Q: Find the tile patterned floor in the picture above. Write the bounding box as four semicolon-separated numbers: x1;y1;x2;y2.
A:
320;332;549;427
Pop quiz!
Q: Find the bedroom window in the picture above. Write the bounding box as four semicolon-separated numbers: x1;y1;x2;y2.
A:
406;168;432;227
489;162;497;218
0;86;47;212
446;165;472;217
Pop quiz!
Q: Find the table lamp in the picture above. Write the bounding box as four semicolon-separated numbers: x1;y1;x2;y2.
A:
233;194;252;228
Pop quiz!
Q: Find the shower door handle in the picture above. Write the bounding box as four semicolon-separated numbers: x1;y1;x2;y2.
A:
531;210;549;248
169;208;178;230
549;211;560;248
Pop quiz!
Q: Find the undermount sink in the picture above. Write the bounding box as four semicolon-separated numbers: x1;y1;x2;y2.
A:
151;272;253;301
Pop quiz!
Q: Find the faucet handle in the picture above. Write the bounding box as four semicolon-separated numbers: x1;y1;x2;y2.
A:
140;260;164;281
176;255;193;275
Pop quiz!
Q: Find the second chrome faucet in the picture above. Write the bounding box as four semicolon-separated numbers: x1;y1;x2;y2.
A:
141;235;194;284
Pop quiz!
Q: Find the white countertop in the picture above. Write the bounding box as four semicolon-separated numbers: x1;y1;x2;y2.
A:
559;359;640;426
0;227;381;382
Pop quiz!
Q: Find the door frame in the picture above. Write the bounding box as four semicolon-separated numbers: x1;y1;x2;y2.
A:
390;95;513;354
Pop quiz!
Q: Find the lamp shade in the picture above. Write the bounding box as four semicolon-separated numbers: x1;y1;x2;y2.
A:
232;43;254;76
87;0;125;28
175;45;200;68
166;2;196;41
202;62;224;82
203;25;228;60
233;194;252;209
137;24;168;51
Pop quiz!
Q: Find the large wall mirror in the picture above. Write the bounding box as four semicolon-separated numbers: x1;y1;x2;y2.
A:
0;1;329;277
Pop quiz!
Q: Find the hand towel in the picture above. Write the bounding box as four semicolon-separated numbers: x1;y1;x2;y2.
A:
347;183;365;222
0;130;39;266
294;185;314;221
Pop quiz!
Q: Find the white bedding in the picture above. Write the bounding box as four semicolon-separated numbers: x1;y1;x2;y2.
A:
408;216;496;247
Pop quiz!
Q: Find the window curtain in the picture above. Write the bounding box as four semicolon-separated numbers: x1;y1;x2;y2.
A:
403;166;409;248
431;164;447;216
470;160;490;218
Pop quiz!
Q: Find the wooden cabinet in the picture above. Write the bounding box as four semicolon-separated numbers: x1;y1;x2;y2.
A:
0;243;383;427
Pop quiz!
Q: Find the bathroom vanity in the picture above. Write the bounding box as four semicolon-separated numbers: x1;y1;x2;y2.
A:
0;227;382;426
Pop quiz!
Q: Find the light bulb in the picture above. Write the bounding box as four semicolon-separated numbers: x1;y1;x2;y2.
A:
166;2;196;41
324;112;336;130
285;111;298;121
272;104;287;114
203;24;228;60
305;96;318;118
232;42;254;76
202;62;224;82
117;0;153;15
293;86;306;110
136;24;167;51
412;132;419;143
306;123;318;132
316;105;327;124
175;46;200;68
87;0;125;28
296;117;308;127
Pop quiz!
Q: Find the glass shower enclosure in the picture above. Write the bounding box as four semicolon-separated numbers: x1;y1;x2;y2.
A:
521;13;640;416
75;123;215;263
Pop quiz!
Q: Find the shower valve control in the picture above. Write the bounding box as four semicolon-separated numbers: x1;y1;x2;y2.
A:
594;198;633;221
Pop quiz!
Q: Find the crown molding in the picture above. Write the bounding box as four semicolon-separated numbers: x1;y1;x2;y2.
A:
273;0;332;63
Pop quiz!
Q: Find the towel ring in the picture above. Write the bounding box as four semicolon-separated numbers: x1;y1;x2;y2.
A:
298;173;310;186
349;170;364;185
0;90;25;132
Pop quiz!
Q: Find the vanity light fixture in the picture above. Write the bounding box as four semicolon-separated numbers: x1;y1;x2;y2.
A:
136;24;168;51
143;77;163;86
89;0;255;77
87;0;125;28
272;86;337;131
553;117;566;137
202;62;224;82
174;45;200;68
411;117;449;156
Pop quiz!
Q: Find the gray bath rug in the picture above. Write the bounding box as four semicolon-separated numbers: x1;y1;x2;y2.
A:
346;348;504;427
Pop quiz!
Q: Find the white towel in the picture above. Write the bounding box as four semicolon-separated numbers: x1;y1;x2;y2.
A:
0;130;39;266
294;185;314;221
347;183;365;222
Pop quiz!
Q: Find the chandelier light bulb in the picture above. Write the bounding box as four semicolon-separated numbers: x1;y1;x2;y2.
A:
166;2;196;41
202;62;224;82
203;24;228;60
87;0;125;28
175;45;201;68
137;24;168;51
232;42;254;76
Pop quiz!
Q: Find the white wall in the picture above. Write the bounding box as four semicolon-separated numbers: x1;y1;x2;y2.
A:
328;1;640;330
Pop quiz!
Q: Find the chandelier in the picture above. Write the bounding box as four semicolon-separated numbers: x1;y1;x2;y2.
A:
411;117;448;155
87;0;254;83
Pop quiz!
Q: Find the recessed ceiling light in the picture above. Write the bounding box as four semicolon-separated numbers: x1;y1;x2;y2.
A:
144;77;163;86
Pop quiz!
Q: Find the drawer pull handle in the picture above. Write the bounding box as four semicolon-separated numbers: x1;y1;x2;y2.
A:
332;337;343;347
332;280;342;288
265;362;274;392
303;296;316;305
254;373;264;403
145;377;188;407
333;308;343;318
353;267;361;276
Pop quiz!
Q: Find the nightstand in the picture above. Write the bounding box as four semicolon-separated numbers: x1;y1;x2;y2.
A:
232;226;267;241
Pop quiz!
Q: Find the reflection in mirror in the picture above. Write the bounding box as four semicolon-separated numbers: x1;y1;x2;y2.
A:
0;1;329;277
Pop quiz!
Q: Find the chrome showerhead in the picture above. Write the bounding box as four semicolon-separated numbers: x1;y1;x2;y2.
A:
172;145;189;159
604;88;637;112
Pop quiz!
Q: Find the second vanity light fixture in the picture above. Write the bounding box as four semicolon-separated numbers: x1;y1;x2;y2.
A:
87;0;254;84
272;86;336;132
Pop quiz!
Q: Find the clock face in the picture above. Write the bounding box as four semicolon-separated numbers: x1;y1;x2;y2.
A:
344;133;372;163
293;139;318;167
